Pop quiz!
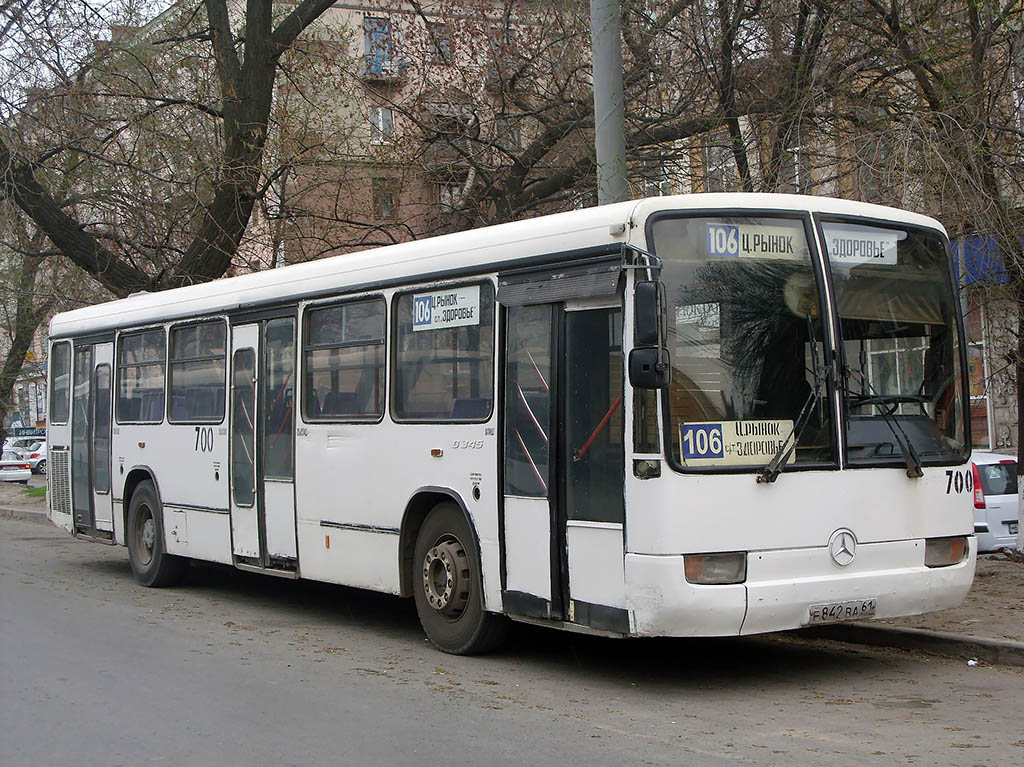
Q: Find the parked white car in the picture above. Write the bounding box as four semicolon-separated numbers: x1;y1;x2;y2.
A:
2;436;38;454
0;450;31;483
971;451;1019;553
18;440;46;475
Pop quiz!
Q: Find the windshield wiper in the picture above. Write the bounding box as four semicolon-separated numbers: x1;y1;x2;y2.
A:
758;315;828;484
844;370;924;479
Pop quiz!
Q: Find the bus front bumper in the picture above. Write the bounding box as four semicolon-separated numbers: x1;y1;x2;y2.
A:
624;537;976;637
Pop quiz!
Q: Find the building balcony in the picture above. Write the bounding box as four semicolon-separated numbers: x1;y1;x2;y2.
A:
362;56;409;83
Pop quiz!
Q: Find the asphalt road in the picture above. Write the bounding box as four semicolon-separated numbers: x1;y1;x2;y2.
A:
2;515;1022;767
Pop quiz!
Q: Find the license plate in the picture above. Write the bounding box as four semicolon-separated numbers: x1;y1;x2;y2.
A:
805;598;877;625
1009;523;1019;535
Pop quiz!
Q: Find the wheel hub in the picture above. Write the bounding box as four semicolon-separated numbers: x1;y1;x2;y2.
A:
422;538;470;619
133;506;155;566
142;517;155;553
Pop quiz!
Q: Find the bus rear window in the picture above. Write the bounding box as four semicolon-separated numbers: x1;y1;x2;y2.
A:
393;282;494;421
50;341;71;424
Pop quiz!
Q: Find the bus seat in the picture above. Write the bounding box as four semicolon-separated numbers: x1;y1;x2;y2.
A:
322;391;358;416
450;398;492;419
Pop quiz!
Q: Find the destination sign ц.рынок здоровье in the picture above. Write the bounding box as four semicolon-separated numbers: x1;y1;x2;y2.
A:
413;285;481;331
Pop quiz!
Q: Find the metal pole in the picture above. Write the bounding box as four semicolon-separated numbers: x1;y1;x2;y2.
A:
590;0;628;205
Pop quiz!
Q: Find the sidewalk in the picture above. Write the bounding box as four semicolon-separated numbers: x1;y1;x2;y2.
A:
803;552;1024;666
3;479;1022;665
0;478;46;520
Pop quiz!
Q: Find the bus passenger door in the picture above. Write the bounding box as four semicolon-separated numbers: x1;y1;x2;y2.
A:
230;319;298;572
90;343;114;533
71;344;93;533
230;325;261;562
503;305;555;608
562;306;627;631
502;300;626;632
260;317;297;566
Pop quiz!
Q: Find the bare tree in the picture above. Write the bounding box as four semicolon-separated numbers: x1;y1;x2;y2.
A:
1;0;341;297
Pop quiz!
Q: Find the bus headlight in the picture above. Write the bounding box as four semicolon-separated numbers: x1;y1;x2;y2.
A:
924;536;968;568
683;552;747;584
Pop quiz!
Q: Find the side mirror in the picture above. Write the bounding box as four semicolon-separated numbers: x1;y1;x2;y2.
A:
634;280;664;346
629;346;671;389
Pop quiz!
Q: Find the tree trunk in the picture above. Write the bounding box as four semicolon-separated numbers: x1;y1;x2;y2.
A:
0;257;54;434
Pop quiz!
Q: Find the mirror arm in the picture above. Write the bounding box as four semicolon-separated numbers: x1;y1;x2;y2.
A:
621;243;662;281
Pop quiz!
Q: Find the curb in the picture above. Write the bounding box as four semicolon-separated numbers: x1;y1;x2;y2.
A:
0;506;48;522
802;623;1024;667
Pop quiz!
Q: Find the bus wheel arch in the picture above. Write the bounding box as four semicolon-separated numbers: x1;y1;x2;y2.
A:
122;468;157;538
124;474;186;588
402;490;506;654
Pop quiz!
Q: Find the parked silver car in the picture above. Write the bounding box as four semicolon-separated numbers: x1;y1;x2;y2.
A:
971;451;1019;552
18;441;46;475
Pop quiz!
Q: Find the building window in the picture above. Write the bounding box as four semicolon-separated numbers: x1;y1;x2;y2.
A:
854;129;893;203
304;298;385;421
392;282;495;421
428;21;452;64
363;16;394;75
168;321;226;423
438;183;460;214
116;329;165;423
643;160;673;197
703;135;735;192
965;292;991;449
372;178;397;220
369;106;395;145
494;115;520;154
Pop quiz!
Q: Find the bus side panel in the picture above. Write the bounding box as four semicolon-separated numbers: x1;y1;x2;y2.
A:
113;422;233;565
294;421;501;609
111;423;164;525
157;423;230;563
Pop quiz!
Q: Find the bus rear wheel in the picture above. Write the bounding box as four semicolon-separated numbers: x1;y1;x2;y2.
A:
127;480;186;588
413;502;505;655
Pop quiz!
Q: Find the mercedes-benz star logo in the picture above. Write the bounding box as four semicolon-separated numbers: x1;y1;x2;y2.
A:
828;528;857;567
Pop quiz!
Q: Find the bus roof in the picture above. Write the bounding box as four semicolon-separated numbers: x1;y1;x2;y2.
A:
49;193;945;339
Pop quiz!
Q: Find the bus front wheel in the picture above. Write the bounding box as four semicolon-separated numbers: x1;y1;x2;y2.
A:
413;502;505;654
127;480;186;588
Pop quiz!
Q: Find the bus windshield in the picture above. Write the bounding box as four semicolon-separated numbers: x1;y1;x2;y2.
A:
651;215;833;470
820;221;966;465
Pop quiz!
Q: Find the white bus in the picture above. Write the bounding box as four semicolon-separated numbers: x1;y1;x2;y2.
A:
46;194;976;654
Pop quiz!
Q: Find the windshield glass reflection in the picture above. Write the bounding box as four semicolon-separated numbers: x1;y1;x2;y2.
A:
651;216;833;470
821;221;966;463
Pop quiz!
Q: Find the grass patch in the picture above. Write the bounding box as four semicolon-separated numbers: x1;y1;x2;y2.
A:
22;485;46;499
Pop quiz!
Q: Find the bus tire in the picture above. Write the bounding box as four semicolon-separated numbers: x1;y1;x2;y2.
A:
413;502;506;655
127;480;186;588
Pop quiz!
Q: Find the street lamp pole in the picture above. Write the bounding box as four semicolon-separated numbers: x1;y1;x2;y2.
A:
590;0;628;205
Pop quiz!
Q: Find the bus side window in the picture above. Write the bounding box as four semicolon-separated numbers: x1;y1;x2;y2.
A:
393;282;494;422
303;298;386;421
168;321;226;423
116;329;166;424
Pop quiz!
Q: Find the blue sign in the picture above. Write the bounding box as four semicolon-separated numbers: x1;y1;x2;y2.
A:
13;427;45;437
706;224;740;258
681;423;725;460
413;295;433;328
